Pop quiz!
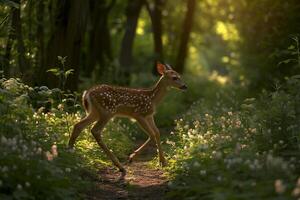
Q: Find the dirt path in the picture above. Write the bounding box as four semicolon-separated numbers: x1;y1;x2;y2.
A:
86;147;169;200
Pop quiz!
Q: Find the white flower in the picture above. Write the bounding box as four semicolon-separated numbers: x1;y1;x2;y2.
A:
17;184;23;190
25;182;30;187
51;144;58;157
274;179;285;194
45;151;53;161
1;136;7;144
193;161;200;168
65;168;71;173
292;187;300;197
200;170;206;175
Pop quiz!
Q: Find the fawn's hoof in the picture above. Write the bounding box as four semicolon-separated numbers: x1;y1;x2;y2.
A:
127;153;135;164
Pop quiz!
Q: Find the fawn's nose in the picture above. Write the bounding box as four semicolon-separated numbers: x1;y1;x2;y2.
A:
179;84;187;90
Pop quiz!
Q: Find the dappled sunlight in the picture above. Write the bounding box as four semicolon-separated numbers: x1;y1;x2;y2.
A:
136;18;146;35
215;21;240;41
1;0;300;199
209;70;229;85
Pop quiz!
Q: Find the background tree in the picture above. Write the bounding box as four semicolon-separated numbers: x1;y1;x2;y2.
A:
146;0;164;74
119;0;145;82
175;0;196;73
43;0;89;91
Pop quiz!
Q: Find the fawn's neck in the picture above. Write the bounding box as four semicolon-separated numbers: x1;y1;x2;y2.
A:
151;76;168;106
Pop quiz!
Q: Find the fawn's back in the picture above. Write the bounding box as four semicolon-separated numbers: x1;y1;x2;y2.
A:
86;84;155;116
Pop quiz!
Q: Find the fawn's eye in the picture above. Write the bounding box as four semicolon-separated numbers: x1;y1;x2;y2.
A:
172;77;179;81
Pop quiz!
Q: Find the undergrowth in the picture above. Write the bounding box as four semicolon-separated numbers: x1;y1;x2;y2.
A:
0;78;134;199
165;76;300;199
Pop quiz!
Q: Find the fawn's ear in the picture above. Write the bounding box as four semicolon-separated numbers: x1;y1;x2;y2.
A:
157;61;166;75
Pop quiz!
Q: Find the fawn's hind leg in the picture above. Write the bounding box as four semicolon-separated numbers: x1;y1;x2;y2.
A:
68;113;97;148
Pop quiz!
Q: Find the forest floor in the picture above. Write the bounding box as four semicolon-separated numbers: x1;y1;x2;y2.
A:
85;143;169;200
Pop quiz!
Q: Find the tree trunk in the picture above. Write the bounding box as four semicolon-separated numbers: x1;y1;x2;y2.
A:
34;0;45;86
44;0;89;91
119;0;145;83
175;0;196;73
12;0;30;77
86;0;115;77
146;0;164;75
3;9;14;77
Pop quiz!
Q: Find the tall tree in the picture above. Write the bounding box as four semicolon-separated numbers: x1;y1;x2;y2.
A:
119;0;145;82
8;0;30;78
146;0;164;74
43;0;89;91
175;0;196;73
34;0;45;85
85;0;115;77
3;10;14;77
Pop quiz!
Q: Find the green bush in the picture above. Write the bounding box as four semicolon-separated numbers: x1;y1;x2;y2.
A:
0;78;134;199
165;77;300;199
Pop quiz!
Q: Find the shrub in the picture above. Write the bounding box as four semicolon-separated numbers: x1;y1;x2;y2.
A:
165;77;300;199
0;78;134;199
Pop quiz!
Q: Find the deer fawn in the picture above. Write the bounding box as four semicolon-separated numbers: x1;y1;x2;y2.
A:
68;62;187;178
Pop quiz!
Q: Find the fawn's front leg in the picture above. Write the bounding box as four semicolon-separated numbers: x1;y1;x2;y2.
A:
91;116;126;178
136;116;167;167
147;116;167;167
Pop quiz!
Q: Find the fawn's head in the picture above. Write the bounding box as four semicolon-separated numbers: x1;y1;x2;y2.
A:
157;62;187;91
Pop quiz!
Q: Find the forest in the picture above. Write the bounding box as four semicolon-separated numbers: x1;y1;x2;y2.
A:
1;0;300;199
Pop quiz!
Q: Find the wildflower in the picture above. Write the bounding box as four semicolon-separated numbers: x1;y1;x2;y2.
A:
1;136;7;144
250;128;257;133
51;145;58;157
25;182;30;187
58;104;64;111
228;111;233;116
274;179;285;194
17;184;23;190
36;147;42;154
200;170;206;175
193;161;200;167
65;168;71;173
45;151;53;161
279;140;284;144
292;187;300;197
297;177;300;187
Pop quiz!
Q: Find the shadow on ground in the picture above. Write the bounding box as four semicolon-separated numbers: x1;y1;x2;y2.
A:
86;144;168;200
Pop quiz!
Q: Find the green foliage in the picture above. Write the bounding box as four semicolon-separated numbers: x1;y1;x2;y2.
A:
0;78;134;199
0;0;19;8
165;77;300;199
47;56;74;91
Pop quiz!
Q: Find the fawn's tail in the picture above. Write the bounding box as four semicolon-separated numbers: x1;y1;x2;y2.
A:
82;91;89;114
